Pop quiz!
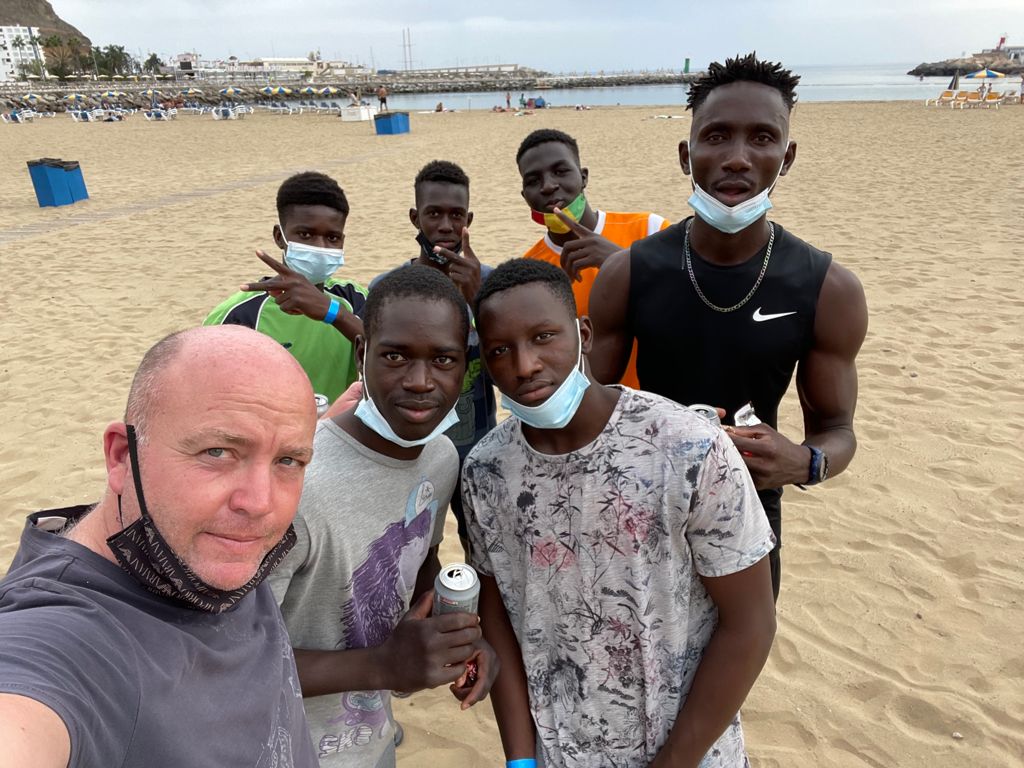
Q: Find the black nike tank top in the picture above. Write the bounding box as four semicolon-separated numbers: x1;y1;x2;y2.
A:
628;217;832;430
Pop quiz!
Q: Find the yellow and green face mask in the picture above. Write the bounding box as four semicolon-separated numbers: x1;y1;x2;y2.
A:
530;193;587;234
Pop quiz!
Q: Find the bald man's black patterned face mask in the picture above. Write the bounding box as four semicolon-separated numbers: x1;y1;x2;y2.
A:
105;425;296;614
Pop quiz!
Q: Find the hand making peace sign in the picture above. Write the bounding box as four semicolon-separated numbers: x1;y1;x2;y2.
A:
240;250;333;320
431;228;482;305
552;207;623;282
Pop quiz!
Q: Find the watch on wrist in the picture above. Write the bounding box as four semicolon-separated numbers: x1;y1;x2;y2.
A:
806;446;829;485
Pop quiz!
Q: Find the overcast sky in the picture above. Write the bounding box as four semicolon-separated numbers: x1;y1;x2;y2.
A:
52;0;1024;72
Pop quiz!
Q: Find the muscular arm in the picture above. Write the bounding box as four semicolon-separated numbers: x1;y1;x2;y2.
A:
0;694;71;768
796;262;868;478
588;248;633;384
728;261;868;489
478;574;536;760
651;558;776;768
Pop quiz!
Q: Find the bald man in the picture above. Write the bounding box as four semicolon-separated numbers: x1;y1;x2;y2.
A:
0;326;321;768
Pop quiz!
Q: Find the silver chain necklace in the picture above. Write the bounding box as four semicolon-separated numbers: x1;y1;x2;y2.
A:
683;219;775;313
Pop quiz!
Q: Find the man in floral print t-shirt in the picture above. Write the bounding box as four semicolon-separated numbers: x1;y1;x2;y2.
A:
463;259;777;768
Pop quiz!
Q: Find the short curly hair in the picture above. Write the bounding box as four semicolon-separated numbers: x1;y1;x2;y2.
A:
515;128;581;166
686;52;800;114
364;265;469;345
276;171;349;223
474;258;576;333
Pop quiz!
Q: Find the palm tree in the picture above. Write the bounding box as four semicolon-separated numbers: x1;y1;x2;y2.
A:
66;36;83;74
143;52;164;75
103;44;132;76
27;34;47;80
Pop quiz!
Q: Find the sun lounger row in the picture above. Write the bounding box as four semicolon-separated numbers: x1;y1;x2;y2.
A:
298;101;345;114
2;108;58;123
925;90;1011;109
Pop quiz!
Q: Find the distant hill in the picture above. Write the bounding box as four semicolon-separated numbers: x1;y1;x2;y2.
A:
0;0;91;45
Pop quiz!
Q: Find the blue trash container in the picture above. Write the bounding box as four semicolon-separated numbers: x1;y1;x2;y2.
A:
27;160;56;207
61;161;89;202
26;158;74;207
373;111;410;135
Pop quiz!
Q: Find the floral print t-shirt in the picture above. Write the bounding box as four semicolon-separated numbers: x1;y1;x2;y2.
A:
462;387;775;767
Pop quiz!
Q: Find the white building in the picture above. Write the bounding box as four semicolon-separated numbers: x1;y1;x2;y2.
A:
0;25;46;83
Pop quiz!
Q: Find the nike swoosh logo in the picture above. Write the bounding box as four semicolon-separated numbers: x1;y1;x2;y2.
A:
752;308;797;322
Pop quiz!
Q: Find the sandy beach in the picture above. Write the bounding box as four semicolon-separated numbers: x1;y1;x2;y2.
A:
1;101;1022;766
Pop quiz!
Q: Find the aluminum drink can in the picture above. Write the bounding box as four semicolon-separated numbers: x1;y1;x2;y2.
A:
689;403;721;427
433;562;480;615
314;394;329;418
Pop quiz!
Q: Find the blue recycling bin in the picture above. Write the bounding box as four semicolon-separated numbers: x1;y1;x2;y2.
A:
61;161;89;202
373;111;409;135
26;158;74;207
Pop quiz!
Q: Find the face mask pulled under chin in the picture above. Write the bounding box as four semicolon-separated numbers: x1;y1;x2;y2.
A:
279;224;345;283
106;425;296;614
531;192;587;234
687;153;788;235
353;356;461;448
501;320;591;430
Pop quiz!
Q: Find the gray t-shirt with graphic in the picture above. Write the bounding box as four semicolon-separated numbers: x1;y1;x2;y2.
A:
462;387;775;768
269;419;457;767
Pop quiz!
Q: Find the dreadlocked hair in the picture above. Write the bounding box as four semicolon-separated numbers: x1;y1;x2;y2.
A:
686;52;800;114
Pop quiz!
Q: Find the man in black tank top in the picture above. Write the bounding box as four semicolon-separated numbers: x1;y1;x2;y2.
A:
590;53;869;600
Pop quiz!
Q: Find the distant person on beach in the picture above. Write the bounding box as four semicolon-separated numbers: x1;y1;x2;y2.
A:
377;85;388;111
268;267;497;767
517;128;669;388
0;326;320;767
204;171;367;404
519;92;526;108
590;52;869;600
505;90;511;109
463;259;777;768
349;160;497;555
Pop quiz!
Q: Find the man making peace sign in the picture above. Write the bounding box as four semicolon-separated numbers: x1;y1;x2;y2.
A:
205;172;368;404
517;129;669;389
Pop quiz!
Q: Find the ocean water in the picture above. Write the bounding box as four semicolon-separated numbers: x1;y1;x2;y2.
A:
365;63;1019;111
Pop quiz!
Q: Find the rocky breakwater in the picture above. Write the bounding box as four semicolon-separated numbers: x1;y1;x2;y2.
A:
909;55;1024;77
375;69;696;95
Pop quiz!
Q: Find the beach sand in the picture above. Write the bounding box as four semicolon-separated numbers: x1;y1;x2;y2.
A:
1;101;1022;766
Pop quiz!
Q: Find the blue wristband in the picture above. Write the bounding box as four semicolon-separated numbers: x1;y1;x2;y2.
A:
323;298;340;324
507;760;537;768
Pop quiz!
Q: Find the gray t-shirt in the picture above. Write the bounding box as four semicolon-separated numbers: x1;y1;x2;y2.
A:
0;507;317;768
462;387;775;768
269;419;457;767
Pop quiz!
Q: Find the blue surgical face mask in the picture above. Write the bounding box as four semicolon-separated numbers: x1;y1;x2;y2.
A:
687;154;788;235
501;320;591;430
353;352;460;449
279;223;345;283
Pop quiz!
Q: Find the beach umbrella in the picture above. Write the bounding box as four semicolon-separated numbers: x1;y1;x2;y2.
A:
947;70;960;90
320;86;339;96
98;90;125;100
299;86;318;95
23;93;43;102
141;88;162;98
180;87;204;96
964;68;1005;79
112;74;125;80
219;86;244;97
26;73;40;80
260;85;292;96
64;94;87;103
